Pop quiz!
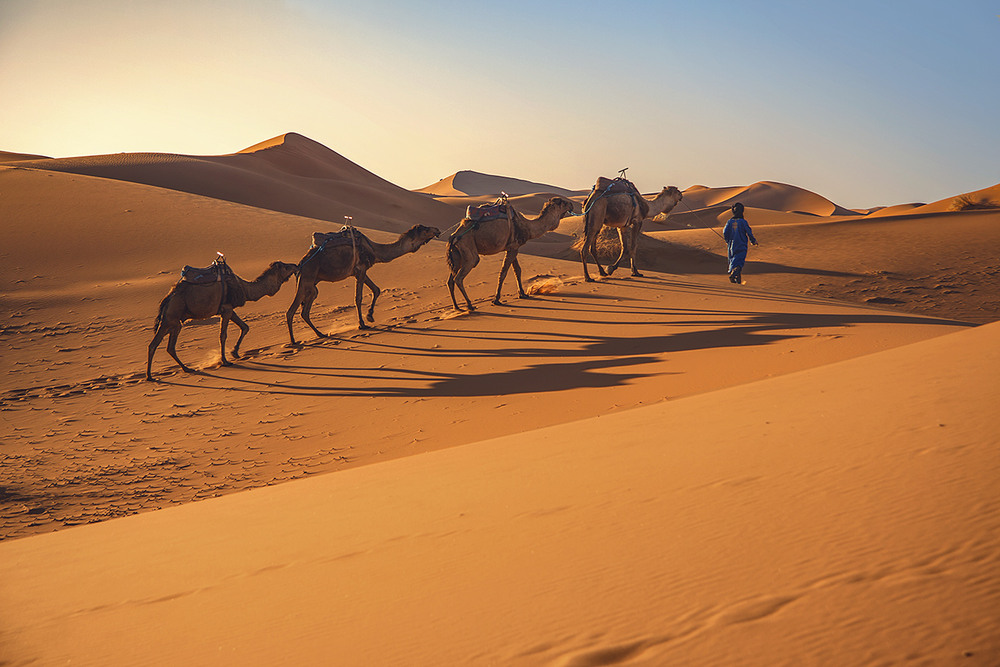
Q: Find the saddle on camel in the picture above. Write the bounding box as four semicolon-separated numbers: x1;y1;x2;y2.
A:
452;193;528;247
179;253;241;307
464;194;512;225
583;173;648;218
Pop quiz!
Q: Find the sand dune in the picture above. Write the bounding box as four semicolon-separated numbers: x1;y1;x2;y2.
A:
9;133;458;233
0;150;51;162
2;134;998;665
869;182;1000;217
2;319;996;665
416;169;584;198
678;180;857;217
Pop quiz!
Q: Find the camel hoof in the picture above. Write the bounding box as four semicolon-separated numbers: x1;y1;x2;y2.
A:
145;375;155;382
584;277;595;283
181;366;194;374
366;314;375;323
221;360;232;367
359;323;371;330
492;299;503;306
518;293;532;300
632;271;644;278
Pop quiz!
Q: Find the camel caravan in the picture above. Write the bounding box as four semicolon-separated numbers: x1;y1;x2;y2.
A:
146;174;681;380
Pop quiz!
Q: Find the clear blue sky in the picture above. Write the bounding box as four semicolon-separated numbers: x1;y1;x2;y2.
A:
1;0;997;207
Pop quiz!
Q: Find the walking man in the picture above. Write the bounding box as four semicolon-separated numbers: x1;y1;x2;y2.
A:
723;202;757;284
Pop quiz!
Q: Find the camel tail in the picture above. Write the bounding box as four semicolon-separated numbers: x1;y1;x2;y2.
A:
152;285;179;330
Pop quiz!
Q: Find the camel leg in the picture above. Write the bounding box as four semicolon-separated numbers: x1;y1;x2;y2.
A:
450;249;479;311
607;228;627;275
362;274;381;323
164;323;192;374
584;231;608;279
286;282;307;345
581;242;594;283
455;264;476;311
593;233;609;277
511;254;531;299
581;216;595;282
448;273;461;310
494;251;516;305
146;324;169;380
219;308;234;366
628;220;643;277
354;275;371;330
230;312;250;359
299;284;328;339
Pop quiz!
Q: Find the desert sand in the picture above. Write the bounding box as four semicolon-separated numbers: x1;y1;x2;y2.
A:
1;135;997;665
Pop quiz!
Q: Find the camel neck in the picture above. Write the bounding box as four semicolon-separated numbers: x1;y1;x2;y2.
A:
236;270;286;302
519;206;563;240
369;237;413;263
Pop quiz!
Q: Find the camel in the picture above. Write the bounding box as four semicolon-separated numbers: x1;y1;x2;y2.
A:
580;179;683;281
146;260;299;380
286;224;441;344
447;196;575;311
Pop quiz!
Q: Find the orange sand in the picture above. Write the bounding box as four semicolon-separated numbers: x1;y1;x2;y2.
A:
1;135;997;665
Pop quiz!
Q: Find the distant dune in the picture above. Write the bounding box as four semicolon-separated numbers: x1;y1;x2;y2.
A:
869;182;1000;217
678;180;857;217
422;173;858;223
0;150;51;162
416;169;584;198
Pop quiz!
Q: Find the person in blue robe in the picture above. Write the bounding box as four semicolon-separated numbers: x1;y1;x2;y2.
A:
723;202;757;284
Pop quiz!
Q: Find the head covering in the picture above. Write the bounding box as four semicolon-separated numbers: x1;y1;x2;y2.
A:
731;202;745;218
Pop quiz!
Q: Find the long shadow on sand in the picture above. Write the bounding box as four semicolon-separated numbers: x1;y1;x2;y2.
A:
661;260;863;278
176;291;968;398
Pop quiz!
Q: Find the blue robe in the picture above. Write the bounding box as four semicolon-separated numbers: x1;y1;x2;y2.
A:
723;217;756;272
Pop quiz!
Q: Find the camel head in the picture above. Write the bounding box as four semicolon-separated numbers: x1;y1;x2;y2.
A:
660;186;683;203
404;224;442;248
544;196;576;219
267;260;300;282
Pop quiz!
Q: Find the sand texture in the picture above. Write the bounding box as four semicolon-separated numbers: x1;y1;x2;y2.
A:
1;134;997;665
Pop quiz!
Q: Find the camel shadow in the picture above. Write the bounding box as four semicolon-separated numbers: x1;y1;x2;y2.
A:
172;293;968;399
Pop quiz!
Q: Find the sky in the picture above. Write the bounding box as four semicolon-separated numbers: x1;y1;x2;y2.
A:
1;0;997;208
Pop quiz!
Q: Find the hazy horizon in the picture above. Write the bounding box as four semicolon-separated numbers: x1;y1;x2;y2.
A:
1;0;997;208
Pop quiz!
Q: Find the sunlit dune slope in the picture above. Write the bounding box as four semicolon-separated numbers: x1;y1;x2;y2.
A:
680;180;857;217
10;133;459;232
2;320;996;665
869;182;1000;216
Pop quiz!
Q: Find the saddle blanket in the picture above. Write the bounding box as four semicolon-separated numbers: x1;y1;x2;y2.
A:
597;176;640;196
311;226;358;249
465;202;509;223
180;260;228;285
